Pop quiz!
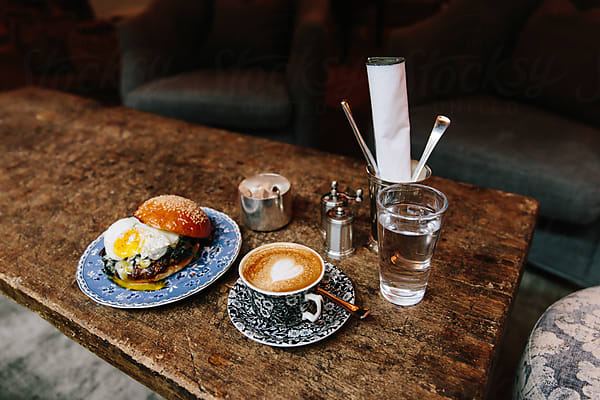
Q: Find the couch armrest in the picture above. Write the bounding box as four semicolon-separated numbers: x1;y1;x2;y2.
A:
286;0;329;147
117;0;212;97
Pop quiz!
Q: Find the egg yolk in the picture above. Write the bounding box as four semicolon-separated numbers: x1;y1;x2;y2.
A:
113;229;143;258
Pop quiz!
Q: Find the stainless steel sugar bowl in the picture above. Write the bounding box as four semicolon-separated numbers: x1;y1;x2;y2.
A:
238;173;292;231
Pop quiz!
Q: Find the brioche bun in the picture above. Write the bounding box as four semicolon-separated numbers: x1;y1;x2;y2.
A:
134;195;211;238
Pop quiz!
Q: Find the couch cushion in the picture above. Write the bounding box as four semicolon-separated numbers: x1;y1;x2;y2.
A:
530;218;600;287
495;0;600;128
124;69;292;131
385;0;541;105
198;0;294;69
408;95;600;223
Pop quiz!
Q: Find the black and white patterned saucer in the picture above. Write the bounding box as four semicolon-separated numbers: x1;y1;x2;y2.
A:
227;262;354;347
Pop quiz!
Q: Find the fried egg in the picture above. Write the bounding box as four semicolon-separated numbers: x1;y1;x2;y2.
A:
103;217;179;261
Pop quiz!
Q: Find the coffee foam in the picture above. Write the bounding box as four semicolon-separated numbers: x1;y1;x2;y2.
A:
242;245;322;293
270;258;303;282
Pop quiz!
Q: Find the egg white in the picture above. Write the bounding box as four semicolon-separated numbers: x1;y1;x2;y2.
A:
103;217;179;262
103;217;138;260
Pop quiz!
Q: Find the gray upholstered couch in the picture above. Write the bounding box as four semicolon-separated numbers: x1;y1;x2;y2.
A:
117;0;328;148
386;0;600;286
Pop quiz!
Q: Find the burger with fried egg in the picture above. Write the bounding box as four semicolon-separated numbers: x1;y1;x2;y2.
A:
101;195;212;284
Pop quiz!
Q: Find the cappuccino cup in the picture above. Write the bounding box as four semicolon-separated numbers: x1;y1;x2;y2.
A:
239;242;325;326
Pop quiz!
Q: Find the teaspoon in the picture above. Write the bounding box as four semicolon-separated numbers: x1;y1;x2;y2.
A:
317;287;370;319
412;115;450;182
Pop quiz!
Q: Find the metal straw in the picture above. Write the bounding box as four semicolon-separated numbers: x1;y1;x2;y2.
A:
341;100;380;176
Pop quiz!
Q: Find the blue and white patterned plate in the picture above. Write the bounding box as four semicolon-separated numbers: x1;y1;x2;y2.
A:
76;207;241;309
228;262;354;347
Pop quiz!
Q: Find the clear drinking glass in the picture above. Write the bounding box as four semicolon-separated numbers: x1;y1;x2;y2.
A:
376;184;448;306
367;161;431;253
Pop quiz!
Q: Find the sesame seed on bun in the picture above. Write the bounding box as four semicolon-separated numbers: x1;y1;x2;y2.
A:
134;195;211;238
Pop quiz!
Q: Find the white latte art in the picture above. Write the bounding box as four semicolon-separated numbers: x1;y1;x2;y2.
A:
242;245;323;292
270;258;304;282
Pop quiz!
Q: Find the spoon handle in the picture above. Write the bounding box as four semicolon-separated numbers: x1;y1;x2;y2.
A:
412;115;450;182
316;287;370;319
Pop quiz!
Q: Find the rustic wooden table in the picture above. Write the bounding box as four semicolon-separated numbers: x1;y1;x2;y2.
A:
0;88;538;400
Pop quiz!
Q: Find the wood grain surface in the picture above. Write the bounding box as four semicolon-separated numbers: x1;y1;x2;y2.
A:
0;88;538;399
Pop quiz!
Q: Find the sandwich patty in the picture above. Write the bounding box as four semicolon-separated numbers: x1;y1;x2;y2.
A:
101;236;201;281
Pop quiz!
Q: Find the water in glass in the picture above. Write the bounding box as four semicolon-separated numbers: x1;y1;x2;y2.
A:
378;202;441;305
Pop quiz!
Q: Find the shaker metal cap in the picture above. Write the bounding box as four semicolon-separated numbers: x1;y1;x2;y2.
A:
327;207;353;224
321;193;345;208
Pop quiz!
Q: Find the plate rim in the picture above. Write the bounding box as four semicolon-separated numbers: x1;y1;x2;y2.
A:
227;262;354;347
76;207;241;309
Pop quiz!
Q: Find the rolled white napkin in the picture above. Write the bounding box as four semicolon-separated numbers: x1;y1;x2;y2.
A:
367;57;412;182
